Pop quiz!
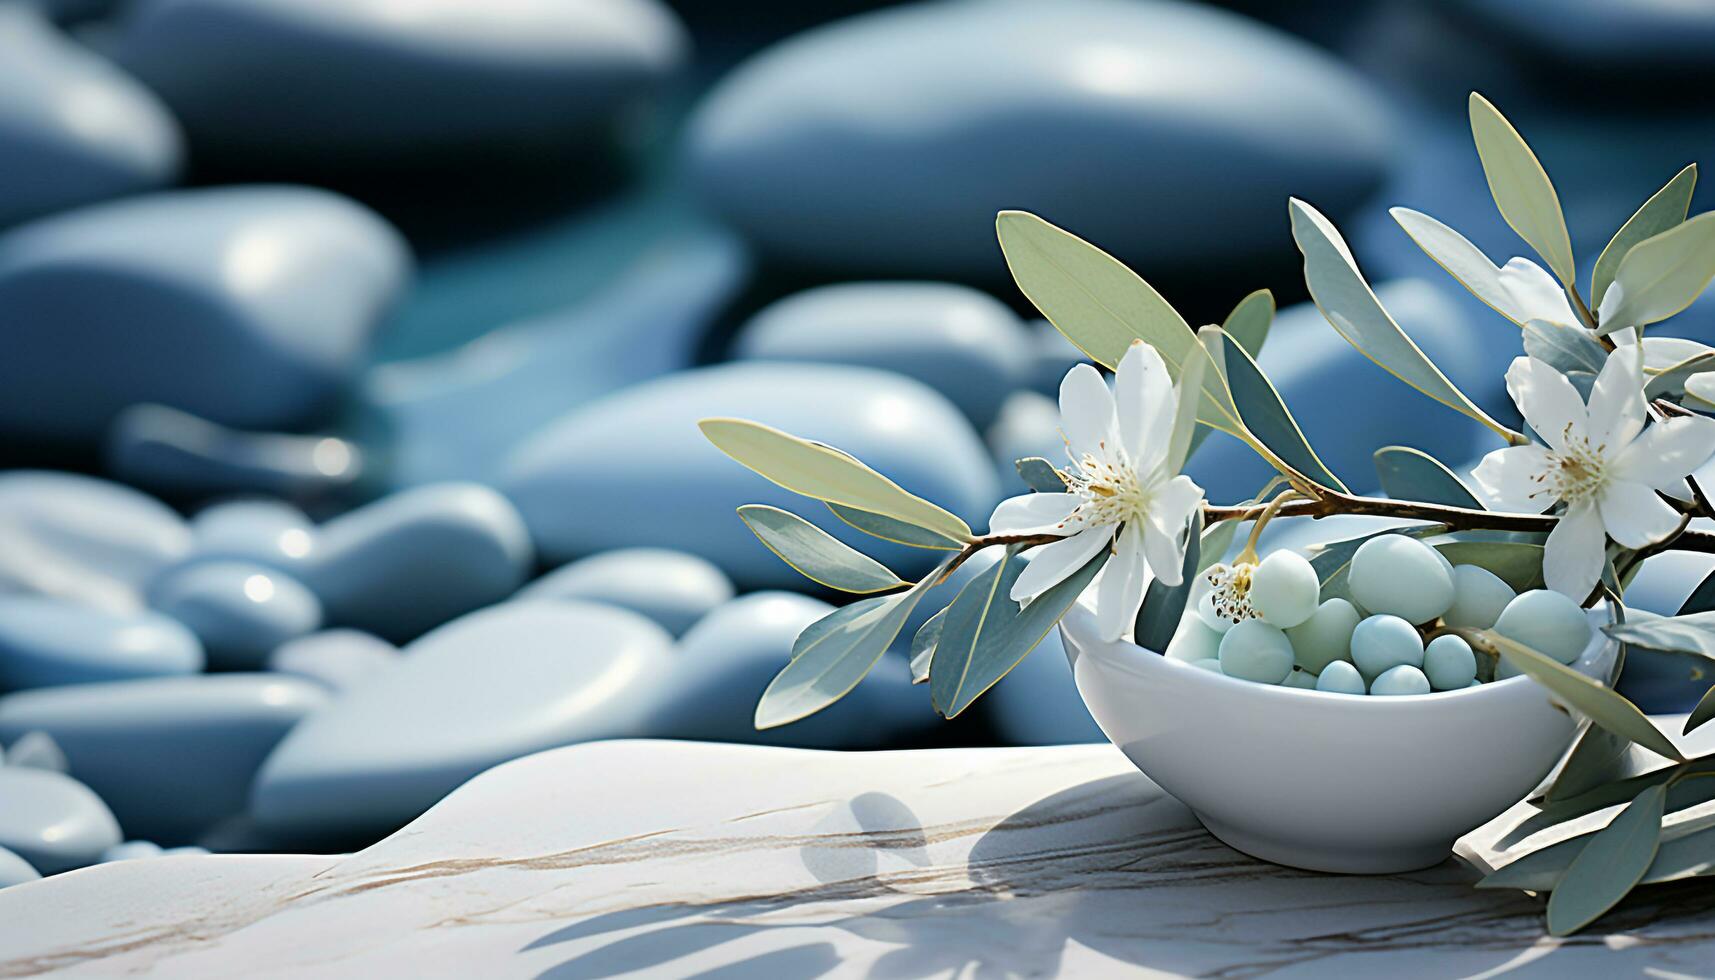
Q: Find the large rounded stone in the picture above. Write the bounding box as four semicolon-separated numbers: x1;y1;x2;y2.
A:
516;548;734;637
0;6;181;226
251;602;674;839
0;674;328;845
0;597;203;690
145;561;322;670
687;0;1392;280
731;282;1033;429
0;767;121;873
117;0;688;165
0;185;410;444
500;362;998;588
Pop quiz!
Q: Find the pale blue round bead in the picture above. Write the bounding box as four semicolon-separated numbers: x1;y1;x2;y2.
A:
1493;589;1590;664
1166;616;1223;662
1349;535;1454;624
1423;634;1477;690
1282;667;1318;689
1286;597;1361;674
1250;550;1319;629
1315;660;1366;695
1350;614;1424;680
1371;664;1432;696
1218;618;1294;684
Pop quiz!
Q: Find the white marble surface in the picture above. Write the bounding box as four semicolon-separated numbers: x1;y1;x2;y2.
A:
2;740;1713;978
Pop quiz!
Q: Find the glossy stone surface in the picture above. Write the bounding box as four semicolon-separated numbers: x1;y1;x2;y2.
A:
145;562;322;670
515;548;734;637
986;389;1062;496
107;403;366;502
250;603;674;839
187;499;317;574
0;845;38;889
297;483;533;642
364;232;748;488
118;0;688;164
500;363;998;588
0;471;191;614
5;739;1712;975
688;0;1391;280
0;596;203;689
640;592;932;748
0;6;181;226
5;731;69;773
0;675;328;844
266;630;398;694
732;282;1032;428
0;766;121;873
0;186;410;443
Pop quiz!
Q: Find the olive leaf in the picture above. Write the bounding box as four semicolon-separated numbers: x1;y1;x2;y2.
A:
1210;326;1347;493
909;607;946;685
1430;541;1544;592
1546;783;1666;935
1222;288;1274;358
1497;756;1715;850
1592;163;1697;308
1288;198;1518;442
994;210;1244;438
1015;457;1067;494
702;418;973;543
1134;511;1205;653
930;546;1108;718
1599;211;1715;335
1487;632;1685;763
1373;446;1483;509
1686;684;1715;735
1522;319;1606;379
1469;92;1576;286
1548;723;1635;804
756;562;948;728
738;505;907;594
1390;207;1530;325
1603;611;1715;661
826;502;962;551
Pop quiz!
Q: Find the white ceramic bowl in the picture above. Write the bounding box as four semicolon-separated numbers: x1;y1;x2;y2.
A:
1060;594;1616;874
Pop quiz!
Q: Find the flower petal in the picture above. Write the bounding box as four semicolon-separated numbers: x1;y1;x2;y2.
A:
1544;501;1605;600
1506;356;1588;454
1115;341;1173;475
1472;444;1557;513
1059;363;1117;462
1097;521;1149;641
1498;257;1579;325
1599;480;1682;549
1613;415;1715;495
1586;345;1646;449
987;492;1082;536
1010;524;1112;602
1140;518;1186;590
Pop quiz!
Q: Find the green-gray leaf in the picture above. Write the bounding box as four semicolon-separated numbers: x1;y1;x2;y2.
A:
909;607;946;685
1686;683;1715;735
1430;541;1544;593
738;505;906;594
1546;783;1665;936
1469;92;1576;286
1600;211;1715;335
1488;632;1685;762
1603;611;1715;660
1547;723;1634;803
1592;163;1697;308
1647;352;1715;400
1522;319;1606;378
930;547;1107;719
1215;326;1347;493
1289;199;1516;441
1390;207;1530;325
1497;756;1715;850
1373;446;1483;508
702;418;972;542
1682;569;1715;615
1134;511;1205;653
1016;457;1066;494
757;569;944;728
827;502;961;551
994;210;1244;437
1222;288;1274;358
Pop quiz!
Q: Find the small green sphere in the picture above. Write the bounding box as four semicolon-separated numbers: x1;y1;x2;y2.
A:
1423;635;1477;690
1494;590;1591;665
1250;550;1320;629
1282;667;1318;689
1443;565;1516;630
1350;614;1424;680
1285;597;1361;674
1315;660;1366;695
1371;664;1432;696
1166;616;1223;662
1218;618;1294;684
1349;535;1455;624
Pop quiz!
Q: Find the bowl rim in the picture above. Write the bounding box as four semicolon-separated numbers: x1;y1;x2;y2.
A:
1060;590;1617;711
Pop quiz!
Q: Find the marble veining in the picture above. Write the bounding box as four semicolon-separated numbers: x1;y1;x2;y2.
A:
2;741;1713;978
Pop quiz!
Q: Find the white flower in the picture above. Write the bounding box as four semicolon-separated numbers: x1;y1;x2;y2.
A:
987;341;1205;641
1495;256;1581;326
1474;347;1715;599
